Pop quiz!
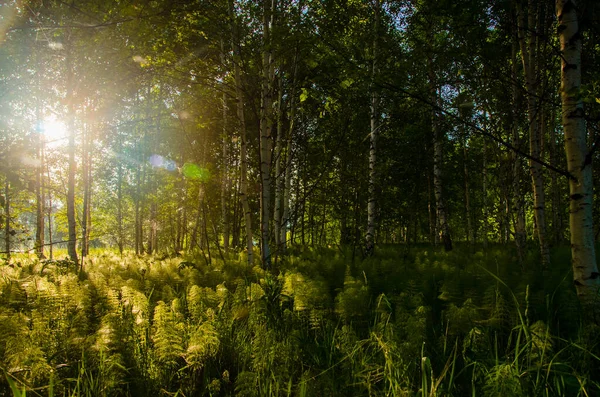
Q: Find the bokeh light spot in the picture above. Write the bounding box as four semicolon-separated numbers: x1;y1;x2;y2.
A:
165;159;177;171
149;154;178;172
149;154;164;168
182;163;209;181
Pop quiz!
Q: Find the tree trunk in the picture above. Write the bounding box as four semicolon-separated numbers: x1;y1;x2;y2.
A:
220;43;230;252
427;174;436;245
274;76;283;251
549;109;562;245
229;0;253;267
427;28;451;251
462;137;473;244
482;136;488;247
511;31;526;263
46;160;53;260
259;0;276;268
117;136;124;256
366;0;380;256
65;38;79;266
280;56;298;252
222;91;230;252
35;110;45;259
4;181;9;262
81;111;92;261
135;144;142;255
148;202;157;254
518;0;550;268
557;0;600;317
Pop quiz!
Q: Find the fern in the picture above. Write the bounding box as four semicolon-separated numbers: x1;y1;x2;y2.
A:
152;301;185;366
482;363;523;397
185;321;220;369
335;274;370;324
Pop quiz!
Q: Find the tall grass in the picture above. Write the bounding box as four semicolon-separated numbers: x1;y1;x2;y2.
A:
0;244;598;396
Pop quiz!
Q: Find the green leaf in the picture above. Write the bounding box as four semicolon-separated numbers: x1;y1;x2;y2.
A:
5;373;26;397
299;88;309;103
340;78;354;89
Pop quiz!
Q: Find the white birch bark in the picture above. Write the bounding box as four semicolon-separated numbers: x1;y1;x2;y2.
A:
557;0;600;315
259;0;276;268
366;0;380;255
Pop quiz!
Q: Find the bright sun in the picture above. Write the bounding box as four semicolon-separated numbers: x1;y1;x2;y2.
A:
42;115;68;147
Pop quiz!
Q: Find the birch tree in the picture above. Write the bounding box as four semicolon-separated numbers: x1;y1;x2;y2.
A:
259;0;276;268
557;0;600;316
365;0;380;255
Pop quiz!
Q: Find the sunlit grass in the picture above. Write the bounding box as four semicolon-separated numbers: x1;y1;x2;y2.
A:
0;244;598;396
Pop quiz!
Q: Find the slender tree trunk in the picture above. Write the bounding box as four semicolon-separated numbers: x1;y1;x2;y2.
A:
259;0;276;268
462;137;473;244
320;189;327;245
483;137;488;247
231;172;241;248
280;56;297;252
366;0;380;255
148;202;157;254
34;49;45;259
191;183;202;250
181;204;188;251
65;38;79;266
222;91;230;252
511;31;526;262
135;143;142;255
195;185;212;263
274;76;283;251
518;1;550;268
220;43;230;252
431;94;452;250
46;160;53;260
35;109;45;259
81;112;91;261
4;181;9;262
549;109;562;245
229;0;253;266
557;0;600;317
427;174;436;245
117;135;124;256
427;29;451;251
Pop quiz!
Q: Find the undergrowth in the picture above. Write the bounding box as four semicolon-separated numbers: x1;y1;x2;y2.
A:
0;244;598;396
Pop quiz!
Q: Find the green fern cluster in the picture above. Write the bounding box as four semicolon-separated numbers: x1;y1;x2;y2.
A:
0;245;598;396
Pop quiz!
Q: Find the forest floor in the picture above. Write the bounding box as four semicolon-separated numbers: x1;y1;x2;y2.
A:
0;244;598;396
